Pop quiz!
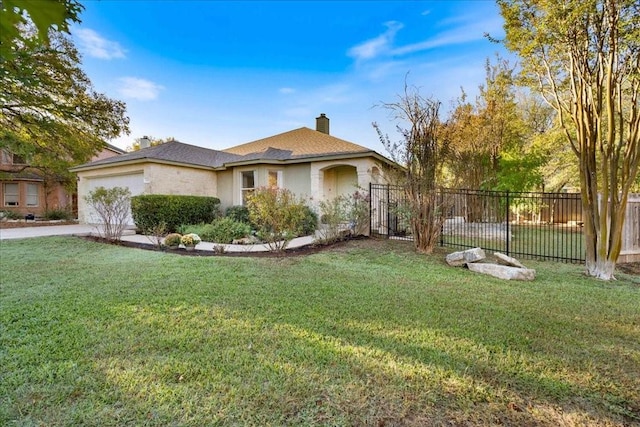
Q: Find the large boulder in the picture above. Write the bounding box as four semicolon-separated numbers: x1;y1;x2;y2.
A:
446;247;486;267
467;263;536;281
494;252;526;269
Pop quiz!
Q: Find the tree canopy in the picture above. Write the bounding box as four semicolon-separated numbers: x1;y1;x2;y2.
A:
1;0;129;185
498;0;640;280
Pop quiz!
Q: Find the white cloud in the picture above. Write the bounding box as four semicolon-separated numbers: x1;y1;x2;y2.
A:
117;77;164;101
347;21;403;61
75;28;126;60
279;87;296;94
392;16;503;56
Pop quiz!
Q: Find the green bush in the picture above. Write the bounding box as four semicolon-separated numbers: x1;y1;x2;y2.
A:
180;217;251;244
43;208;73;221
0;210;22;220
225;205;251;224
131;195;220;233
164;233;182;247
300;205;318;235
247;187;310;251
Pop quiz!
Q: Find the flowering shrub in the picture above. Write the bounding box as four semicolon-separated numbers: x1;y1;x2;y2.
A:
180;233;201;246
164;233;182;247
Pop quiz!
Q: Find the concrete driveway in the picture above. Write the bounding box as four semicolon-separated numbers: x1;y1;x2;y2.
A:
0;224;96;240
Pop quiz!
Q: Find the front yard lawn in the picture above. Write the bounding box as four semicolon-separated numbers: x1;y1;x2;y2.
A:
1;237;638;426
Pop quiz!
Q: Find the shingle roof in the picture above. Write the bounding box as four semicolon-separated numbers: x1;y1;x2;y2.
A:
71;141;242;170
71;127;387;172
222;127;372;158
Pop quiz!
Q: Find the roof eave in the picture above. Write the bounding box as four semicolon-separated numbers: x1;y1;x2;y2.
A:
70;158;215;173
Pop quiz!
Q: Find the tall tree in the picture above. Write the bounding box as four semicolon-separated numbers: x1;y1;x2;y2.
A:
1;1;129;187
374;84;450;254
498;0;640;280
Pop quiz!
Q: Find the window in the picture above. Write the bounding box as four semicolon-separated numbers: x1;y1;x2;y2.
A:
268;170;283;188
3;183;19;206
26;183;39;207
241;170;255;204
12;154;26;164
1;150;11;164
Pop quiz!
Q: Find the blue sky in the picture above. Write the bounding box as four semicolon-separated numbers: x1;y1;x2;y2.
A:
72;1;508;152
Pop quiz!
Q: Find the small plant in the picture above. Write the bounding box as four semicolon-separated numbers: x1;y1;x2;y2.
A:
43;208;73;221
212;244;226;254
164;233;182;248
0;210;22;220
145;221;167;249
181;233;201;246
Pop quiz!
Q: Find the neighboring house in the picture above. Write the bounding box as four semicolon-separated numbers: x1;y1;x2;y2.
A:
70;114;394;225
0;143;124;218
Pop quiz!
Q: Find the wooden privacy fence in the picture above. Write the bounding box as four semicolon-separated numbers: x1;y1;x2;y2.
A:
369;185;640;264
620;195;640;263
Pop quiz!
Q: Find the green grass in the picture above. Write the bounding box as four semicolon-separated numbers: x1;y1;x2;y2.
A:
1;237;638;426
442;224;585;262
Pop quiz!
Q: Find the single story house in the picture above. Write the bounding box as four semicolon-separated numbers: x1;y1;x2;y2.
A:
70;114;395;225
1;143;124;218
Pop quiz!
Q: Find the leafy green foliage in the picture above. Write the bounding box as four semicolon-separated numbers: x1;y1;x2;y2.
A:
225;205;251;225
130;194;220;233
247;187;310;251
1;2;129;186
42;208;73;221
180;218;252;244
0;0;83;60
317;191;369;243
84;186;131;241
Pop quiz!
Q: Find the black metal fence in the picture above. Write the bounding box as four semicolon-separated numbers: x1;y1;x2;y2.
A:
369;184;585;263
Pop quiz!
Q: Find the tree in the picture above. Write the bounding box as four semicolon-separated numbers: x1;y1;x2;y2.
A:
127;136;175;152
444;57;543;193
498;0;640;280
1;2;129;188
0;0;82;60
374;84;450;254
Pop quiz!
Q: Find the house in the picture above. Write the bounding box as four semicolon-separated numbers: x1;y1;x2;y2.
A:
70;114;394;225
0;143;124;218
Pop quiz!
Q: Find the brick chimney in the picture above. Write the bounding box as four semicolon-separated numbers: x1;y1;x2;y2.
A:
316;113;329;134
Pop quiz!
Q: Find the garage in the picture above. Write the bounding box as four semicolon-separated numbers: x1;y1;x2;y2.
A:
85;172;144;226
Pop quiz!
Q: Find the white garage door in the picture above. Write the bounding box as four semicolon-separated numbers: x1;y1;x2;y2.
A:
86;173;144;226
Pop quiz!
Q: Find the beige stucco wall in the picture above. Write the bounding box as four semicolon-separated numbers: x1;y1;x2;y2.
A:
76;162;216;224
216;169;234;211
145;163;216;197
283;164;311;200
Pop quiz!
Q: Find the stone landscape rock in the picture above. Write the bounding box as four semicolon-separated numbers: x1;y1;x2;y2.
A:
467;262;536;281
445;247;486;266
494;252;526;269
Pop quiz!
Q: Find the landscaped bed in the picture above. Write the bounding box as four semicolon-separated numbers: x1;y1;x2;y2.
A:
1;237;638;426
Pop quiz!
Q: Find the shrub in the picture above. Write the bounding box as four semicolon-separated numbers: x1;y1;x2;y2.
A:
300;205;318;235
164;233;182;248
131;195;220;233
43;208;73;221
225;205;251;224
317;191;370;243
181;233;201;246
247;187;310;251
179;218;251;244
84;186;131;241
0;210;22;220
